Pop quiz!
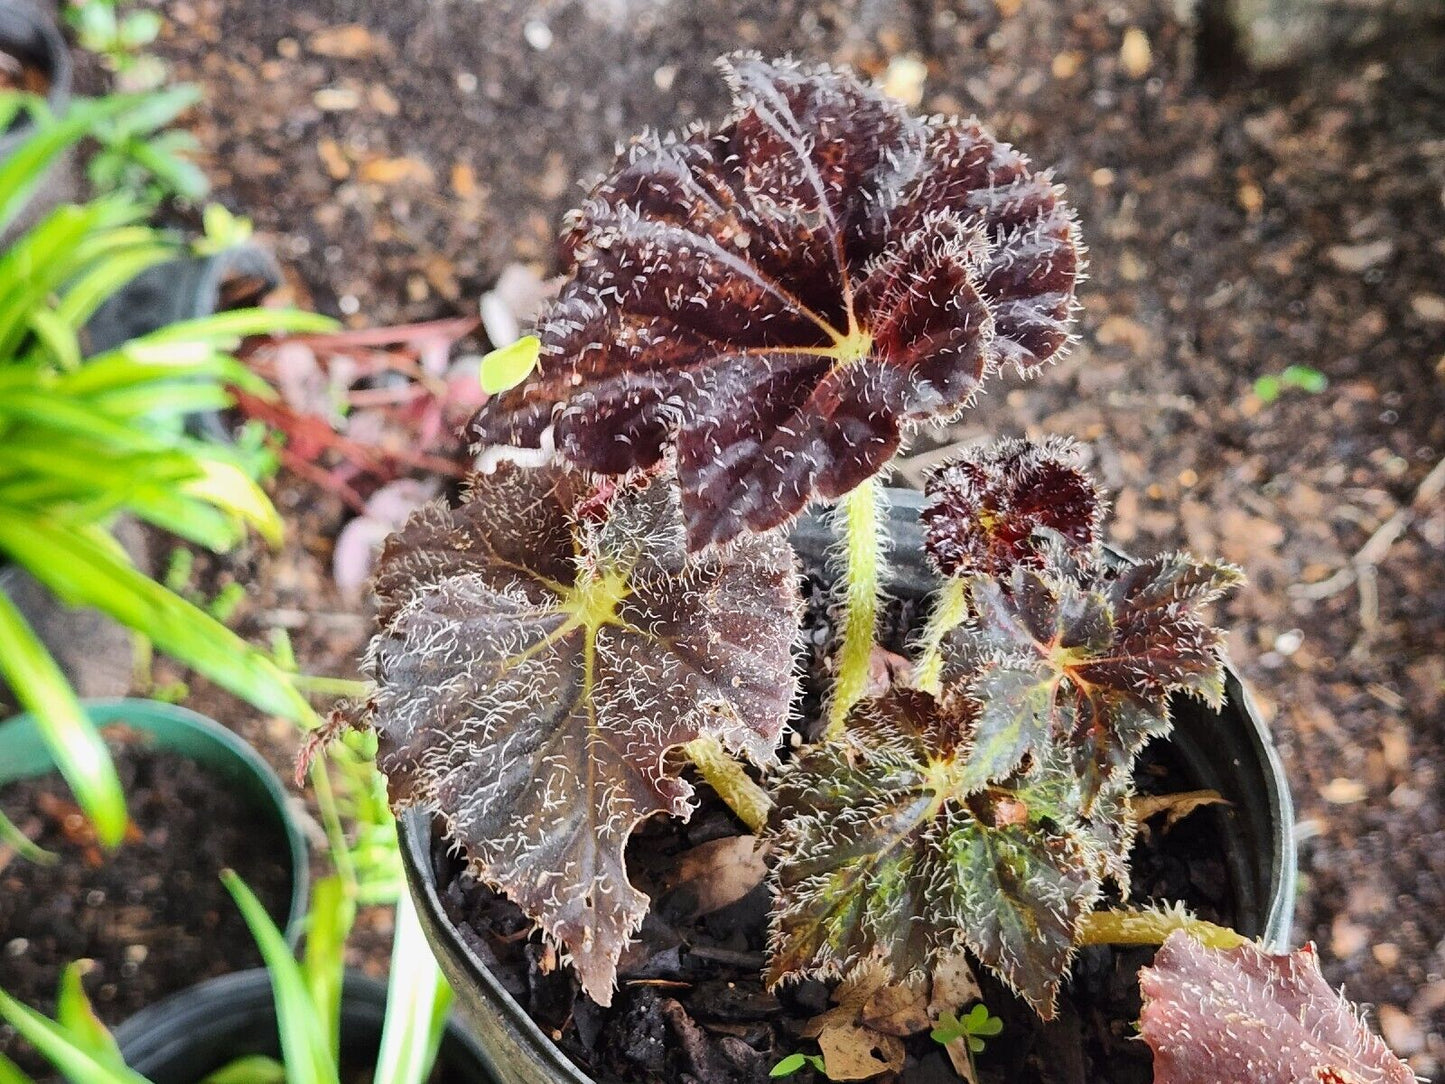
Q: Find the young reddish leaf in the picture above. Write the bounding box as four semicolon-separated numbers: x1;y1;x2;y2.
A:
922;437;1103;578
767;688;1109;1018
360;462;800;1004
1139;932;1414;1084
950;554;1240;803
471;55;1082;549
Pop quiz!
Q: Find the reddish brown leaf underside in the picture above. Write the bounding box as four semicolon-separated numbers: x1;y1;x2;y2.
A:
363;462;800;1003
922;436;1103;578
1140;933;1414;1084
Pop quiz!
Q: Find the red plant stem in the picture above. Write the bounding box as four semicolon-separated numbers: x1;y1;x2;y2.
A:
277;449;370;514
276;315;480;351
232;389;471;481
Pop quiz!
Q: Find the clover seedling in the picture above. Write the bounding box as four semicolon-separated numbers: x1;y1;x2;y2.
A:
356;462;799;1003
931;1003;1003;1054
1253;364;1327;403
770;1052;827;1078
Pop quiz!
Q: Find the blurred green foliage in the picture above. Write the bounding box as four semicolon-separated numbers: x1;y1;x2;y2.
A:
1254;364;1328;403
0;92;333;846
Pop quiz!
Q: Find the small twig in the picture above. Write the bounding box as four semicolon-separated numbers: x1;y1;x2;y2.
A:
1290;457;1445;626
272;315;480;352
684;945;767;969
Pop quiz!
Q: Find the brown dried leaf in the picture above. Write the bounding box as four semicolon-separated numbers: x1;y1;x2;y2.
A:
928;949;983;1018
306;24;392;59
662;835;768;919
1130;789;1228;832
860;976;931;1036
817;1022;906;1080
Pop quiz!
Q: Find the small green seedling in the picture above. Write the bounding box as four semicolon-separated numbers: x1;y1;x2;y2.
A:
478;335;540;395
931;1004;1004;1055
193;203;254;256
1254;365;1327;403
770;1052;827;1078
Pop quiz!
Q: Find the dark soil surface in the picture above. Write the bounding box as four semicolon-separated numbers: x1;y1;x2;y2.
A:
122;0;1445;1076
0;735;294;1073
435;749;1228;1084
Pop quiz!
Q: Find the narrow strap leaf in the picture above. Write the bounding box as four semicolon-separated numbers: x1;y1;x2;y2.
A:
0;590;127;847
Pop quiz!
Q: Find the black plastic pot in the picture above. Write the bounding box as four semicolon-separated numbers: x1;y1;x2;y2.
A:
396;488;1298;1084
0;1;75;241
83;244;283;357
83;242;285;441
112;969;494;1084
0;2;70;135
0;697;310;943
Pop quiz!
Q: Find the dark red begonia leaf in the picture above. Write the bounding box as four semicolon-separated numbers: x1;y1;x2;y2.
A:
471;55;1082;548
1140;933;1414;1084
922;436;1103;578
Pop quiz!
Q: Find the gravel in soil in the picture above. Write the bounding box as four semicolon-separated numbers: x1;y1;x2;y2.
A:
145;0;1445;1074
0;734;294;1074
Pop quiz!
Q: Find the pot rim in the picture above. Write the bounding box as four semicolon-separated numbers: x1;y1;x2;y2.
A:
0;696;311;944
112;967;491;1078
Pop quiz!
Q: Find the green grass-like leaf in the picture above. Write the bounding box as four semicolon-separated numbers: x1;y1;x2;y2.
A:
372;890;453;1084
0;519;315;725
55;963;128;1073
0;590;127;847
200;1055;286;1084
301;875;353;1063
0;808;56;865
220;871;336;1084
0;1050;36;1084
0;989;148;1084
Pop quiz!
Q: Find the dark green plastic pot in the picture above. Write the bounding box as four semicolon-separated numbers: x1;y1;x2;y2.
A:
0;697;309;942
113;969;494;1083
396;489;1298;1084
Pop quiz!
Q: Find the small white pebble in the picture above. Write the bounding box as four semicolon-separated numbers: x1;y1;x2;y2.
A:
523;20;553;50
1273;629;1304;656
